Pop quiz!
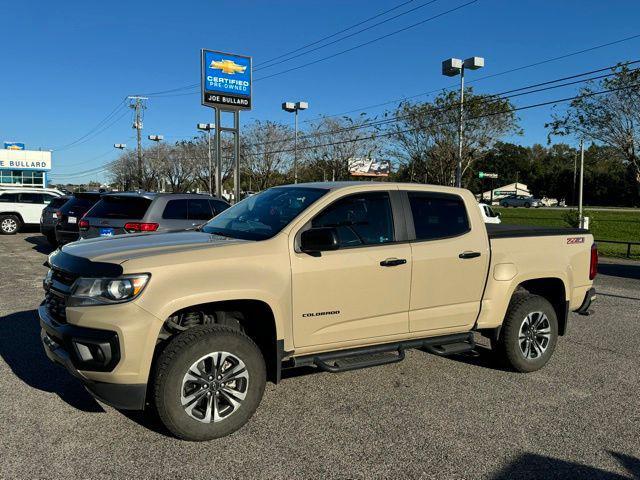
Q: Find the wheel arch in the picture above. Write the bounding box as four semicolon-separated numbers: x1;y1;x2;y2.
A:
517;277;568;335
153;298;283;384
0;211;24;223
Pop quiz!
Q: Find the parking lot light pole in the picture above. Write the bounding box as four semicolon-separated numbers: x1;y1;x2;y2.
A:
197;123;216;195
442;57;484;188
148;135;164;191
282;101;308;183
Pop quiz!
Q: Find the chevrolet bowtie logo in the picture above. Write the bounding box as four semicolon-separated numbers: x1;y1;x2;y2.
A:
210;59;247;75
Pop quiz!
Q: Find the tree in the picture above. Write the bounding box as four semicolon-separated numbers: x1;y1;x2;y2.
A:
240;120;294;191
547;64;640;195
302;115;382;182
389;87;520;186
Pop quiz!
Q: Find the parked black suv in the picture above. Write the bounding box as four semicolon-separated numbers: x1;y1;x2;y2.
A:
55;192;103;245
80;192;229;239
40;195;69;245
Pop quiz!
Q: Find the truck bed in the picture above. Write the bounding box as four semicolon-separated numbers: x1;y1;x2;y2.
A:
486;224;588;239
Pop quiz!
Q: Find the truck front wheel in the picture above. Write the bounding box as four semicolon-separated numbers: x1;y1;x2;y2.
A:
154;325;266;441
493;294;558;372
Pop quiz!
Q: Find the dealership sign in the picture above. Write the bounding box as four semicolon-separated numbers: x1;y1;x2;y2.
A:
201;50;252;110
4;142;25;150
0;149;52;170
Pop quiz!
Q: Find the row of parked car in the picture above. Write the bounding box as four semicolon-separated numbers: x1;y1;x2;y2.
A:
0;187;230;245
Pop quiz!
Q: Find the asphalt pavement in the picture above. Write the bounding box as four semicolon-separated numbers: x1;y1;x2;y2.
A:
0;232;639;479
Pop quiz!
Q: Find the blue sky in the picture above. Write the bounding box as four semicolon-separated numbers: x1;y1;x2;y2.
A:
2;0;640;183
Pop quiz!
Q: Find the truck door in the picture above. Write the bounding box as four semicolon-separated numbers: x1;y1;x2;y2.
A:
291;191;411;348
404;190;489;333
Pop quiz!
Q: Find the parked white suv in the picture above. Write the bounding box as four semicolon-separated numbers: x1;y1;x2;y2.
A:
0;187;63;234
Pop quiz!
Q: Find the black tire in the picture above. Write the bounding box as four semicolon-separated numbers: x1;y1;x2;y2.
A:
0;215;21;235
492;294;558;373
154;325;266;441
524;202;531;208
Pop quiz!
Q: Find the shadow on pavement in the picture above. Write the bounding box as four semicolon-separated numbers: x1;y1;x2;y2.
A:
490;452;638;479
442;345;514;372
24;235;55;255
598;262;640;281
0;309;104;412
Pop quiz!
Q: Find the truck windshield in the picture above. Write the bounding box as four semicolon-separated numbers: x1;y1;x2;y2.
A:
202;187;328;240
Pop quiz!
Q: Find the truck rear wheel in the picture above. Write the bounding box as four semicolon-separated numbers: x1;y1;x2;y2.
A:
493;294;558;372
154;325;266;441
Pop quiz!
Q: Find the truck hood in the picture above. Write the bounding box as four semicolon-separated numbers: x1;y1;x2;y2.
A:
59;231;247;265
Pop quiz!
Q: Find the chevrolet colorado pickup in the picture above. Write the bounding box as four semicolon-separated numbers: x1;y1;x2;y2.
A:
39;182;597;441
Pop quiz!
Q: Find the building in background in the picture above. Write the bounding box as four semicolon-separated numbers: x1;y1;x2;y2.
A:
0;143;52;188
348;158;391;177
480;182;531;203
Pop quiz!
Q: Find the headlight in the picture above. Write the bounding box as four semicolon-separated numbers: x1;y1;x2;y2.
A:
68;274;150;306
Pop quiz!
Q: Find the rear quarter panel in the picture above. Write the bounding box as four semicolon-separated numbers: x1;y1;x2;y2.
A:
476;233;594;329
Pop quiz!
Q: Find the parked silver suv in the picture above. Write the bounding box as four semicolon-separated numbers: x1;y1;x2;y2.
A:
79;192;230;239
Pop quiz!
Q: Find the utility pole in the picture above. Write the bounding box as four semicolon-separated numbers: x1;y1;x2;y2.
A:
578;139;585;228
128;96;148;189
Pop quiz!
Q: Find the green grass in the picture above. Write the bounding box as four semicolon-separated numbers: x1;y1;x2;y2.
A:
494;207;640;260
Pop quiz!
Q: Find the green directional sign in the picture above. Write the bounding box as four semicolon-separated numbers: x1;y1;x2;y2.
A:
479;171;485;179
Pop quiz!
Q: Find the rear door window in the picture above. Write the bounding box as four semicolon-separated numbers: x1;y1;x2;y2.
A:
209;199;229;215
0;193;19;202
188;199;213;221
19;193;43;204
87;196;151;219
162;199;189;219
312;192;394;248
407;192;470;240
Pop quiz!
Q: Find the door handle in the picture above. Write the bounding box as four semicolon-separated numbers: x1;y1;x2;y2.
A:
380;258;407;267
459;251;481;259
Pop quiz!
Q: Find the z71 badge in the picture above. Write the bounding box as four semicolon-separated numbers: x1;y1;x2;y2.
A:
567;237;585;244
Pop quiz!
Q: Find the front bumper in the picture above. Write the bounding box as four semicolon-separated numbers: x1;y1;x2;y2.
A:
39;305;146;410
575;287;596;316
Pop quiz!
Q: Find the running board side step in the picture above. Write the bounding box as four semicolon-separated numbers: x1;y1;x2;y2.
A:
290;332;475;373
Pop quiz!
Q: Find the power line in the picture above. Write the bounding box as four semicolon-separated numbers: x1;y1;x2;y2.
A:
143;0;477;98
254;0;440;71
50;98;127;151
255;1;478;82
256;0;417;68
247;61;640;148
242;82;640;157
301;33;640;124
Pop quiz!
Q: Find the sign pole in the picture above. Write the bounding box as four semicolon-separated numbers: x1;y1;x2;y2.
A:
215;108;222;198
233;110;240;203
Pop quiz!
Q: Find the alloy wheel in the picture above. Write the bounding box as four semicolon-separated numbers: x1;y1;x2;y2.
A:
518;311;551;360
1;218;18;233
180;351;249;423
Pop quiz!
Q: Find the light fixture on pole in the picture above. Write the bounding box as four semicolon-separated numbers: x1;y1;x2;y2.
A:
282;101;308;183
113;143;126;149
197;123;216;195
442;56;484;188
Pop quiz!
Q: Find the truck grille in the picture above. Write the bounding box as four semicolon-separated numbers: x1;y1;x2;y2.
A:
45;291;67;323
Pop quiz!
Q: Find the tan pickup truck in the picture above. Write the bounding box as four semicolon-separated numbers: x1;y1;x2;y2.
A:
40;182;597;440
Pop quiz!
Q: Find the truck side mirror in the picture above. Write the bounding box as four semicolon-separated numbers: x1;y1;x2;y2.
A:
301;227;339;255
